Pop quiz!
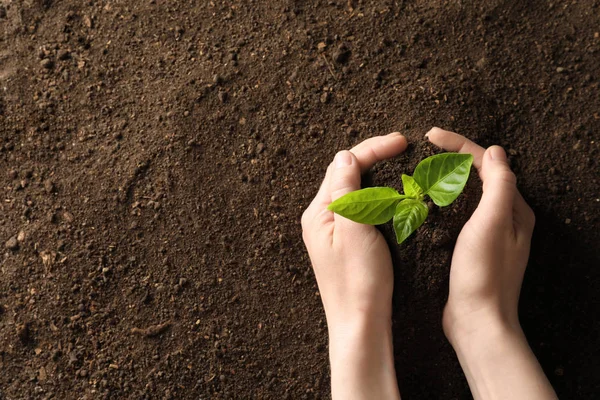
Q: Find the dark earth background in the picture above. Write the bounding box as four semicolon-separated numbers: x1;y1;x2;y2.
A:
1;0;599;399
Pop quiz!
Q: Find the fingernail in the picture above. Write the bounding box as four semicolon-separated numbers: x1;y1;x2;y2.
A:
385;133;404;143
489;146;507;161
424;127;437;140
335;151;352;168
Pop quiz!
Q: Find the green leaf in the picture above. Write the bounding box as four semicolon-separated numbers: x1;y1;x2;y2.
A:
413;153;474;207
401;174;423;199
393;199;428;244
328;187;407;225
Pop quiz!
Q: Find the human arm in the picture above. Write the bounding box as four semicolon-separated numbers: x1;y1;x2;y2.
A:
301;133;407;400
427;127;558;400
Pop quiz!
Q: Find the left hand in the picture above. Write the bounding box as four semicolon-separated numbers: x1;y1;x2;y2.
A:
301;132;408;331
302;133;407;400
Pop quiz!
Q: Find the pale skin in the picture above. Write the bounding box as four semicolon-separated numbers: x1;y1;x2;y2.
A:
301;128;558;400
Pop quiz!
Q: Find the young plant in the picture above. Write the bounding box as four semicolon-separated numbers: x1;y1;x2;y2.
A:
328;153;474;244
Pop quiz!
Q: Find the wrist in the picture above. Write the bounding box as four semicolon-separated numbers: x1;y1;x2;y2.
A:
449;317;526;359
443;304;521;350
327;313;400;400
328;310;392;358
447;317;557;400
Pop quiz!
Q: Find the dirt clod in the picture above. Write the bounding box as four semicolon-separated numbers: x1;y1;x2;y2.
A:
218;91;228;103
16;323;31;343
40;58;54;69
131;322;172;338
44;180;56;194
5;236;18;251
57;49;71;60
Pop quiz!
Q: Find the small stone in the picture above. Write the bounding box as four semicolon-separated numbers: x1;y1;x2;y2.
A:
333;44;351;64
256;143;265;154
7;170;17;180
83;15;93;28
556;67;565;73
320;92;331;104
5;236;18;251
572;140;581;151
317;42;327;52
17;231;25;243
39;367;47;381
184;110;190;117
565;218;571;224
63;211;74;223
40;58;54;69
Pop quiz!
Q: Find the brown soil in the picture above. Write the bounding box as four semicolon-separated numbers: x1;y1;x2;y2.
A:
1;1;598;399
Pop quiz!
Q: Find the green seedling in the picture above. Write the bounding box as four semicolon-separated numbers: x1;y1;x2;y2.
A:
328;153;474;244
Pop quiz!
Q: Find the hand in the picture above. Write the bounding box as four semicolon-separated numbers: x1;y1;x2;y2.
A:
427;128;557;400
301;132;407;400
426;127;536;338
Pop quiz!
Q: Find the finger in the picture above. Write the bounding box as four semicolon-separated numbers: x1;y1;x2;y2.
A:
330;151;361;202
303;133;407;227
350;132;408;173
427;128;536;239
473;146;517;228
425;127;484;172
328;150;373;235
303;132;408;236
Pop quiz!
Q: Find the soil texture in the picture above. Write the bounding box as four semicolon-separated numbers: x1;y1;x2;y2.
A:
1;1;599;399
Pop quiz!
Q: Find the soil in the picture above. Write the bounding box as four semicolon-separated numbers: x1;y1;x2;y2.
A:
1;1;598;399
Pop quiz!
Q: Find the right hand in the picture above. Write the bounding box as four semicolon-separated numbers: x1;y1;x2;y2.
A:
426;128;536;343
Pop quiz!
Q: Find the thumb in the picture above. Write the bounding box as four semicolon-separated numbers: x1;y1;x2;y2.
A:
475;146;517;228
329;150;369;233
329;150;361;202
